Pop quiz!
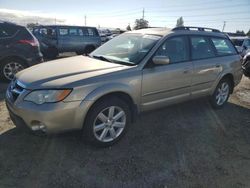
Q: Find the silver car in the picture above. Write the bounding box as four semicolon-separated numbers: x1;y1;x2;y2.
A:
6;26;243;146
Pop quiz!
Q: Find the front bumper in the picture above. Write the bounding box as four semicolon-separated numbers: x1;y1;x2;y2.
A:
5;85;93;134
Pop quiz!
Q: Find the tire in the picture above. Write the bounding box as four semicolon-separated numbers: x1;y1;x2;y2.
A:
210;78;232;109
83;96;131;147
0;58;27;81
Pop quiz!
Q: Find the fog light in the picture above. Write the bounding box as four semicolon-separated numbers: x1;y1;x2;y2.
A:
31;121;46;132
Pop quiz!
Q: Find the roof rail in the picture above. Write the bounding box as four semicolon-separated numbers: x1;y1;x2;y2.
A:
172;26;220;33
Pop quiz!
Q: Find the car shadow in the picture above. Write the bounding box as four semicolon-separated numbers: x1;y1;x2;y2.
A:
0;99;250;187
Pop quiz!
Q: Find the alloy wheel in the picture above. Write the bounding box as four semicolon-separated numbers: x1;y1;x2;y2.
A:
93;106;126;142
3;62;24;80
215;82;229;106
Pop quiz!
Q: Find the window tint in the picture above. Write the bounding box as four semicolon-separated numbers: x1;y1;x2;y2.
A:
69;28;78;36
59;28;68;36
191;36;215;60
155;36;189;63
0;24;17;38
211;38;237;56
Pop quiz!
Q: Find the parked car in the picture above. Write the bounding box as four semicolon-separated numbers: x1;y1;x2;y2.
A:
230;36;250;56
0;21;43;81
98;29;108;43
33;25;101;59
6;26;242;146
242;51;250;77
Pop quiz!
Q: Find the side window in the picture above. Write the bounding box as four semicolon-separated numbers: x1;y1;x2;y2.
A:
0;24;17;38
69;28;78;36
211;38;237;56
155;36;189;63
191;36;215;60
59;28;68;36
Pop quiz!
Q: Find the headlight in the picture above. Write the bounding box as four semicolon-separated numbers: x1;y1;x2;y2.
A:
24;89;72;104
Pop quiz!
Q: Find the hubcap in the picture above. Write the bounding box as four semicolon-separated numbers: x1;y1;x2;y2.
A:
215;82;229;106
93;106;126;142
3;62;24;80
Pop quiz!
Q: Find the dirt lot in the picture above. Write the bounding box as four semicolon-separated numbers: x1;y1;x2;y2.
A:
0;76;250;188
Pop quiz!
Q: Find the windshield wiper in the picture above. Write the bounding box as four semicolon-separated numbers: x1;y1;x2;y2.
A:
91;55;113;63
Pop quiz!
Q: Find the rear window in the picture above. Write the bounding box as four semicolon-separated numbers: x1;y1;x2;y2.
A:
211;38;237;56
0;24;18;38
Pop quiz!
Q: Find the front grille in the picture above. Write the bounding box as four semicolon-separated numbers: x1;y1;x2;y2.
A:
9;80;25;101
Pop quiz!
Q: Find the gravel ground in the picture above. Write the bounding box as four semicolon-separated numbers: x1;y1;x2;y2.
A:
0;76;250;188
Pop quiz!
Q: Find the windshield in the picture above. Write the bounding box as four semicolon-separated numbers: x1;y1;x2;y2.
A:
90;33;161;65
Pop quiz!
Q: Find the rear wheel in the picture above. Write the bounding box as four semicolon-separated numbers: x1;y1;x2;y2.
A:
210;78;232;109
0;58;27;81
83;97;131;147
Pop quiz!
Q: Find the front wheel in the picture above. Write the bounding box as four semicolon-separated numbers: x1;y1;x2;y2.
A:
83;97;131;147
210;78;231;109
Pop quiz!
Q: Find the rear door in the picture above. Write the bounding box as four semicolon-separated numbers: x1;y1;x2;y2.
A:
141;36;193;111
190;35;220;97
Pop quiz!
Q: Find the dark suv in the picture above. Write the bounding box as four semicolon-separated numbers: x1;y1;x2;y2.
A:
0;21;43;81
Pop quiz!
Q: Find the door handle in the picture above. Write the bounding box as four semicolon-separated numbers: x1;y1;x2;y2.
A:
215;64;221;68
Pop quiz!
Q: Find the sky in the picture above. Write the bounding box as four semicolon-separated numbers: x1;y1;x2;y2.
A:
0;0;249;32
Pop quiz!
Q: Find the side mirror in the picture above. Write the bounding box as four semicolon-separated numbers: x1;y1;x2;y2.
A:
243;45;247;50
152;55;170;65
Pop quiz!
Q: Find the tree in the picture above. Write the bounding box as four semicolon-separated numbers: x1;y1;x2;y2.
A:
134;19;149;30
26;23;39;30
236;30;245;35
126;24;131;31
247;29;250;37
176;17;184;27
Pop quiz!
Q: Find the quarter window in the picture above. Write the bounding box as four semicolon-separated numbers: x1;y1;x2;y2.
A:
87;28;97;36
191;36;215;60
211;38;237;56
155;36;189;63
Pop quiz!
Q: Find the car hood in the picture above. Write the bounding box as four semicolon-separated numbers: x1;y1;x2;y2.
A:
16;56;130;89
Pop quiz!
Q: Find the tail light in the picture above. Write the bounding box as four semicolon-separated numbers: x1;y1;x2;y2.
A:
18;38;39;47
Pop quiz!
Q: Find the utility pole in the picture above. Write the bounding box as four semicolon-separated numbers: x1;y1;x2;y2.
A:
142;8;145;20
222;21;226;32
84;15;87;26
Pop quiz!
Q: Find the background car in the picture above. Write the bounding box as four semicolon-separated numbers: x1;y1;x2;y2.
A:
242;51;250;77
230;36;250;56
0;21;43;81
33;25;101;59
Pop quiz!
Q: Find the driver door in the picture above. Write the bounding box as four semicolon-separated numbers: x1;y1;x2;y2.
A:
141;36;193;111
